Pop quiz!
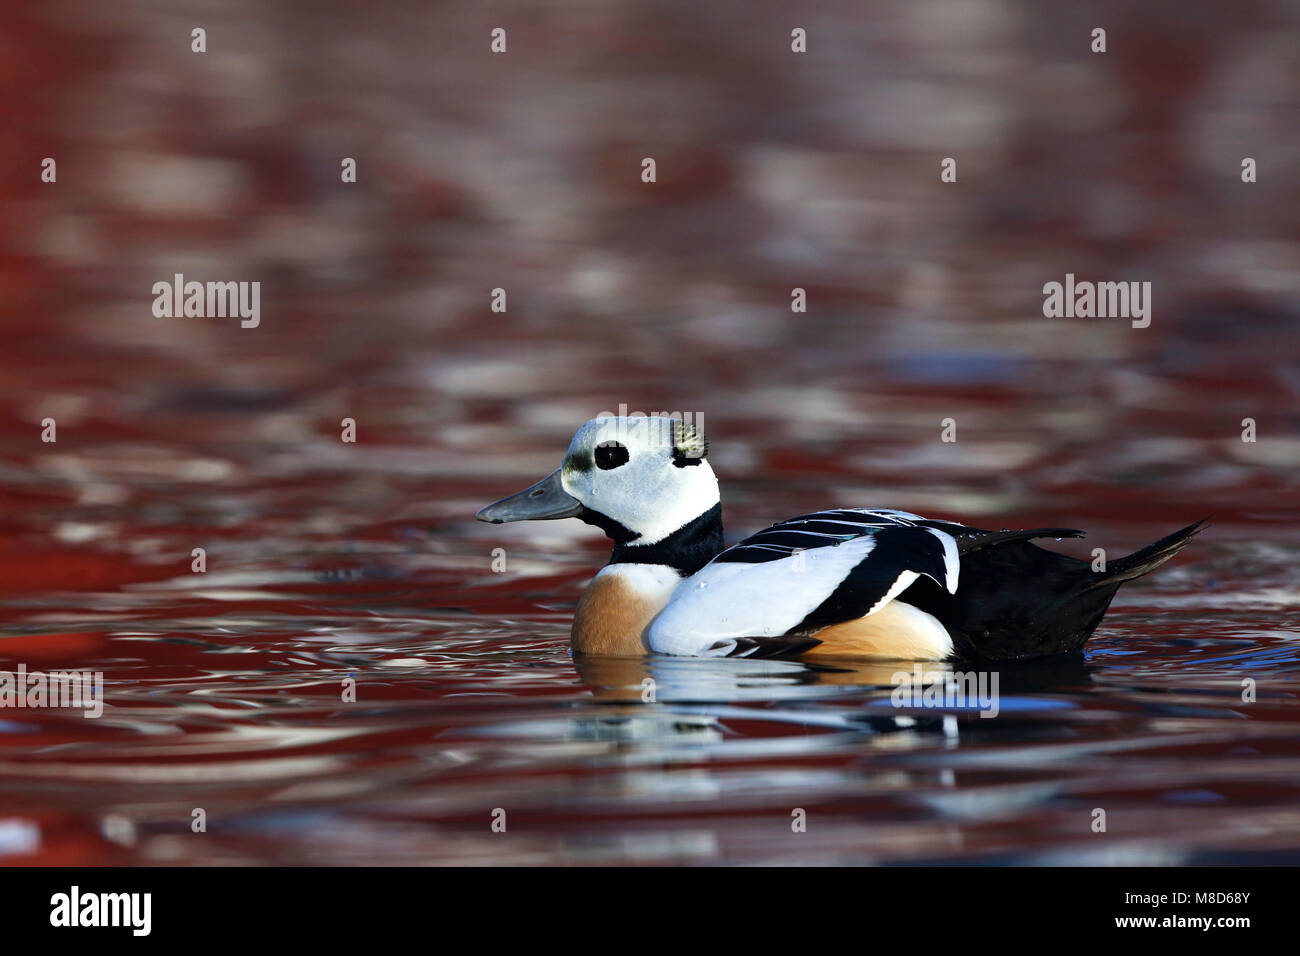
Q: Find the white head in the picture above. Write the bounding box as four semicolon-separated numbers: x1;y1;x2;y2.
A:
477;416;719;547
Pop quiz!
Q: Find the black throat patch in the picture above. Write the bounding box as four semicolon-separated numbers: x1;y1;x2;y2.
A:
599;503;724;576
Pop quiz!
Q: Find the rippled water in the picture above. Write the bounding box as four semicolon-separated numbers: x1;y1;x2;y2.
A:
1;414;1297;865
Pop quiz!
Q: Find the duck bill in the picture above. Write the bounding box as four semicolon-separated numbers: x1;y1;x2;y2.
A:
476;469;584;523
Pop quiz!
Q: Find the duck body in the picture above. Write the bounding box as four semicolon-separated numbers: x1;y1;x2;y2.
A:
478;417;1202;663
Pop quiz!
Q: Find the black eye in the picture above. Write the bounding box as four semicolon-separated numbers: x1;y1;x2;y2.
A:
595;441;630;470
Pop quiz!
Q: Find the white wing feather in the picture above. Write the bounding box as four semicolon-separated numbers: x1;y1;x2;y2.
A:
647;536;880;656
647;523;960;657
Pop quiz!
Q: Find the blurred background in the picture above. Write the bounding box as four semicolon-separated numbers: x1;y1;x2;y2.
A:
0;0;1297;866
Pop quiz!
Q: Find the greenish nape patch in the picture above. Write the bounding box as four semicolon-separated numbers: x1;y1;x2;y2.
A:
672;420;707;461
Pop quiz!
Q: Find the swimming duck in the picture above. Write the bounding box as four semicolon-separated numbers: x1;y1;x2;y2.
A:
477;416;1202;662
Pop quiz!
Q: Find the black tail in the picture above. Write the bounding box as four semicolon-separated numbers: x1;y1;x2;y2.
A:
901;519;1207;661
1090;518;1208;587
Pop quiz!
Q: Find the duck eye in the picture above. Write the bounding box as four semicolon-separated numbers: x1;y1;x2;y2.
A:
595;441;630;470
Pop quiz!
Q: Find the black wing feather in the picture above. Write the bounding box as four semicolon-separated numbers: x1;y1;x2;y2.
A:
790;526;952;635
714;510;929;565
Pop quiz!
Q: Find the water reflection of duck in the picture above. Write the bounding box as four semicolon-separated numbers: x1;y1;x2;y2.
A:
479;416;1202;664
569;655;956;739
573;649;1095;702
574;653;944;698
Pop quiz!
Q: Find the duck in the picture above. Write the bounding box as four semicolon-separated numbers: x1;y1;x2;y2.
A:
476;415;1203;662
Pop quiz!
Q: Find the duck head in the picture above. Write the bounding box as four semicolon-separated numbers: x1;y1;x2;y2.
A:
476;416;721;567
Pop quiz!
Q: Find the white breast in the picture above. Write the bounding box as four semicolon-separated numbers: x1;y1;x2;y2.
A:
599;563;685;605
